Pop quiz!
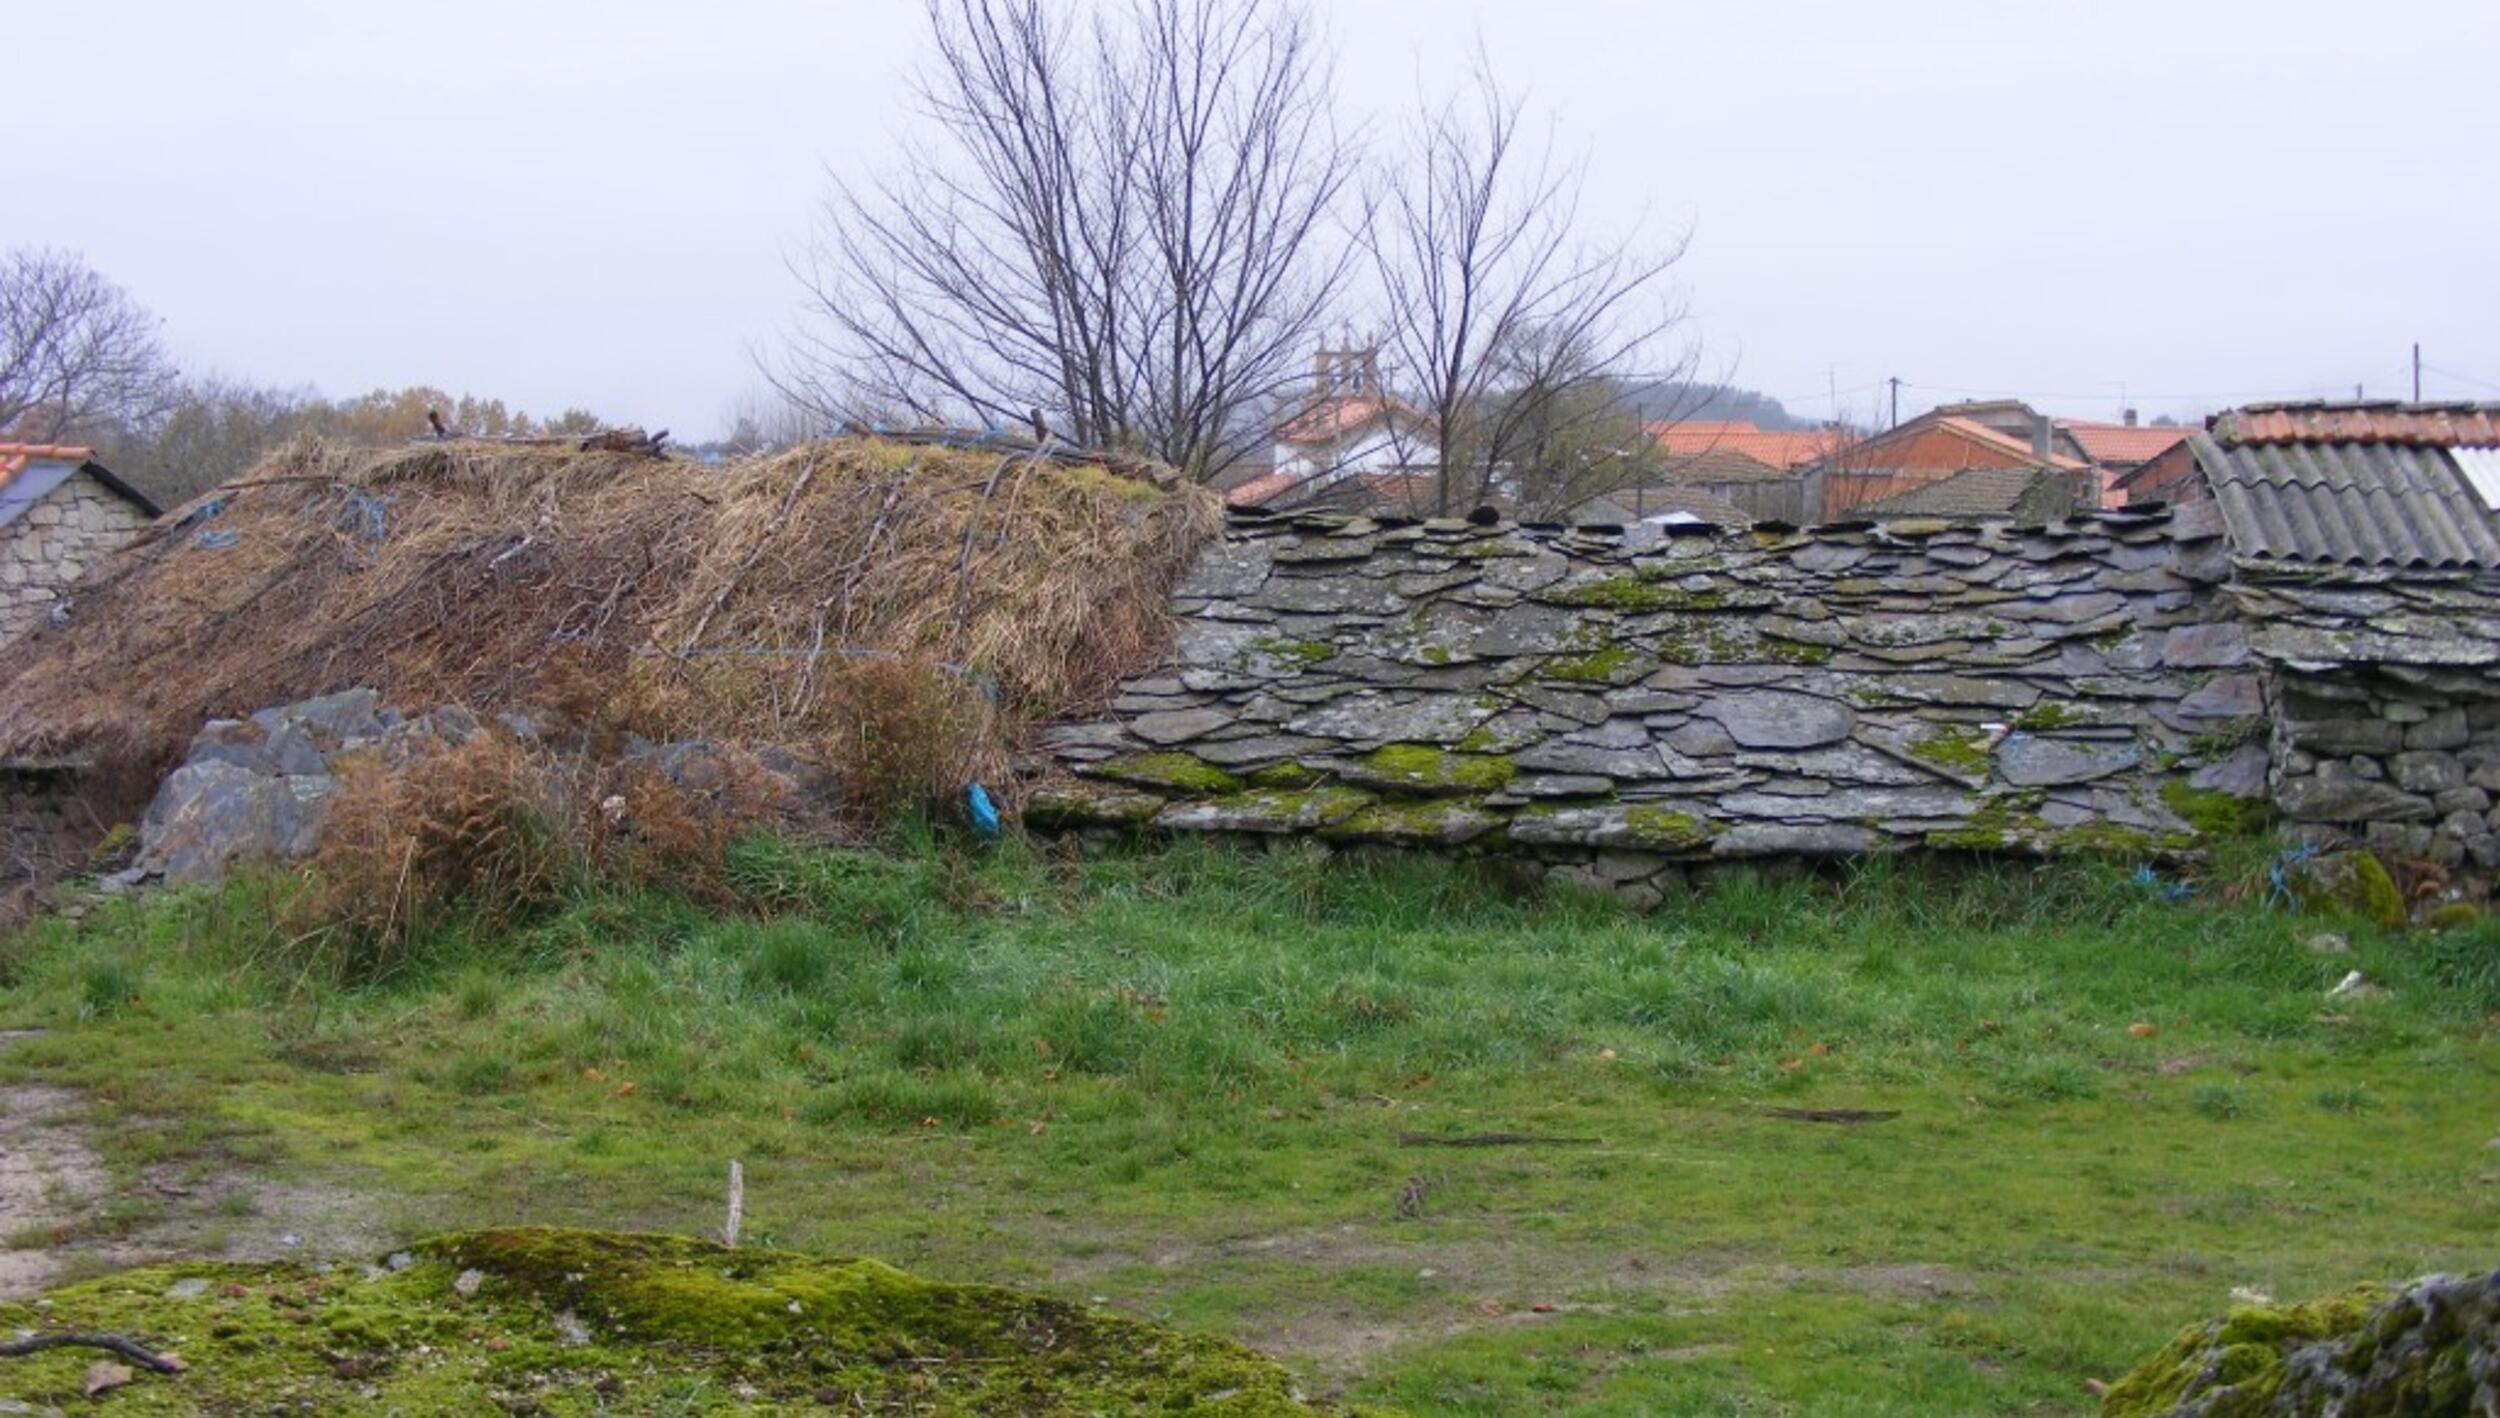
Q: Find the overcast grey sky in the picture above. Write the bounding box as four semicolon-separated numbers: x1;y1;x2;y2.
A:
14;0;2497;436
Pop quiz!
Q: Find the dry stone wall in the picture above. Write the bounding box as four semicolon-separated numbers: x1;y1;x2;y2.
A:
2234;571;2500;870
0;472;150;649
1034;505;2275;898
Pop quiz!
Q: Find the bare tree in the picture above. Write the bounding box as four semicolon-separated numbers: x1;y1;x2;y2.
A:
785;0;1351;482
1362;65;1689;515
0;249;180;443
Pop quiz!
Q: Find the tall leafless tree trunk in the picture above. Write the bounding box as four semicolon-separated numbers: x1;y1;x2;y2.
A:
785;0;1351;484
0;249;180;443
1362;65;1690;515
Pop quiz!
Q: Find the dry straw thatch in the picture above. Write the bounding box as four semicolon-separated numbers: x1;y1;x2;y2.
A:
0;435;1221;805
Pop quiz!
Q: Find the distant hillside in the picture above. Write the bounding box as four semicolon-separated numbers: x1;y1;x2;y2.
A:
1621;382;1816;431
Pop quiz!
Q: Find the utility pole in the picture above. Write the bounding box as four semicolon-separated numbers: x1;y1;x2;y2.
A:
2413;343;2422;402
1888;376;1901;430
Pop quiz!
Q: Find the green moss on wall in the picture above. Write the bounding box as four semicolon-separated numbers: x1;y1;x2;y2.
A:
2159;780;2270;838
1090;752;1244;795
1624;807;1717;852
1360;743;1517;794
1549;576;1725;612
1907;724;1994;777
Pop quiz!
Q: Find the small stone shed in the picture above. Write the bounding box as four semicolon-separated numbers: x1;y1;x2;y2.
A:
0;443;160;649
2149;402;2500;868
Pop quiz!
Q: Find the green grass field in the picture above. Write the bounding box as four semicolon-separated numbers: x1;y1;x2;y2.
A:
3;838;2495;1415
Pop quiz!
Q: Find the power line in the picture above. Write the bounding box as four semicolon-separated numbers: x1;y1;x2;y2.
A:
2422;363;2500;394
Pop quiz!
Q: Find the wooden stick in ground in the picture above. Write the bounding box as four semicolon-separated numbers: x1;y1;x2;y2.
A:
723;1159;744;1248
0;1333;188;1374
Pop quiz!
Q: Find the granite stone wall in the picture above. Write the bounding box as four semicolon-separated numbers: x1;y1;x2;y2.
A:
0;472;151;648
1032;505;2277;899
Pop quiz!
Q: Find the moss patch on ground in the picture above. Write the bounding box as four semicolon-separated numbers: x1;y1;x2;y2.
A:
0;1227;1385;1415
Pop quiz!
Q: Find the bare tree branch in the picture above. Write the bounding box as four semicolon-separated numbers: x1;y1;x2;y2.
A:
0;249;180;443
781;0;1350;483
1359;61;1691;517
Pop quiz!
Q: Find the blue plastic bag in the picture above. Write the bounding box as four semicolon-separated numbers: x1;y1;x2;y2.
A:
965;782;1001;840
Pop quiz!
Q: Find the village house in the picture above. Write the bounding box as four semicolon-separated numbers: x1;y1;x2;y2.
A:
0;444;160;649
1802;399;2188;523
1225;347;1440;512
2119;401;2500;867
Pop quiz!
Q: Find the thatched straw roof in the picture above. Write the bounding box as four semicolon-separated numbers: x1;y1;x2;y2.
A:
0;436;1219;775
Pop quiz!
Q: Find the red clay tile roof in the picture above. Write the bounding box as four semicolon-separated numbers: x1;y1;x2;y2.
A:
2213;401;2500;447
1224;470;1305;506
1646;421;1843;470
0;443;98;492
1924;417;2091;472
2058;421;2189;466
1275;395;1428;446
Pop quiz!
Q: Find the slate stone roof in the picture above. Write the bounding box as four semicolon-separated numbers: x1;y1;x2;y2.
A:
0;443;160;524
1856;465;2077;521
2181;401;2500;569
1661;446;1792;485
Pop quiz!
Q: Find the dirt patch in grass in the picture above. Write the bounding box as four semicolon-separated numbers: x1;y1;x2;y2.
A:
0;1030;383;1299
0;1074;108;1295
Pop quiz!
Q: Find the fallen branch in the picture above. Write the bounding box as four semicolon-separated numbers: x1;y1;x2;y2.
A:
1395;1131;1599;1148
1756;1107;1900;1125
0;1332;188;1374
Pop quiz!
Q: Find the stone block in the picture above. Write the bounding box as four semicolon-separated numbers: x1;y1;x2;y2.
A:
2277;776;2435;824
2404;707;2471;750
2389;751;2464;794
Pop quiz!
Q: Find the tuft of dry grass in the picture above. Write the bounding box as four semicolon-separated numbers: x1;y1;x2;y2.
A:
293;733;577;977
0;435;1220;812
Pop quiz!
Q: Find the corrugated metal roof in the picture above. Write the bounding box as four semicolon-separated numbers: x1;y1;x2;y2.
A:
2452;446;2500;513
2192;433;2500;569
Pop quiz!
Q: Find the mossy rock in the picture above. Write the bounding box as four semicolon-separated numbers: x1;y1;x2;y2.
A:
2099;1269;2498;1416
0;1228;1399;1415
2287;850;2407;931
1084;751;1244;796
1343;743;1516;797
1024;782;1166;829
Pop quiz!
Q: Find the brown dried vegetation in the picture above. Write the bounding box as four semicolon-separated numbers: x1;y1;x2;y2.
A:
0;436;1219;811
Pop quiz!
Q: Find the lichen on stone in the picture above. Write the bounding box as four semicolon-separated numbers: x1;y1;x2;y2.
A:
1546;575;1723;613
1543;645;1639;683
1907;724;1995;777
